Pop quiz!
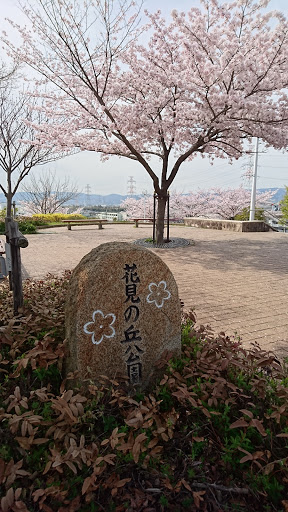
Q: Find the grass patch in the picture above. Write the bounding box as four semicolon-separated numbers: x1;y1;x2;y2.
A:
0;276;287;511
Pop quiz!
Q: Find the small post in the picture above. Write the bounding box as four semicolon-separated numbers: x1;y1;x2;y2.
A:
166;191;170;242
5;219;13;291
153;192;157;243
5;217;29;315
0;240;7;279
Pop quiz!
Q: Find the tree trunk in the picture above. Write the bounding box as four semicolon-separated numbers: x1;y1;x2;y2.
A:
156;193;167;244
6;193;12;218
10;241;23;314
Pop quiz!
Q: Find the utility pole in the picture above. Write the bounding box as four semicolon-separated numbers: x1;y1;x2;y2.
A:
249;137;259;221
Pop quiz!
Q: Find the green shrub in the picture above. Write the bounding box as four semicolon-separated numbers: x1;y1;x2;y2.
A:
29;216;49;226
0;217;37;235
280;185;288;225
235;207;265;221
0;208;6;219
32;213;85;223
18;221;37;234
0;213;87;235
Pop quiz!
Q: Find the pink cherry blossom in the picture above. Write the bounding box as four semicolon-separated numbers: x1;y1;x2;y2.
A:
122;187;274;220
2;0;288;242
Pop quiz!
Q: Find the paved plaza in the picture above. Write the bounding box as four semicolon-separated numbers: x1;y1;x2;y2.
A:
16;223;288;359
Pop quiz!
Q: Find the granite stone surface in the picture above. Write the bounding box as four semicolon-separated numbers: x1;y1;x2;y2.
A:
65;242;181;388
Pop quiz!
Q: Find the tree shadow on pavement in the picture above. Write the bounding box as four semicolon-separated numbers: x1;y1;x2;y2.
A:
163;237;288;275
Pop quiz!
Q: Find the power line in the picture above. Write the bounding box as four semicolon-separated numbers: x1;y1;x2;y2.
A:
257;175;287;181
259;165;287;169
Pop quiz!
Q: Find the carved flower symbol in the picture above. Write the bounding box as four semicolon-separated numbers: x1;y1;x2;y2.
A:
146;281;171;309
83;310;116;345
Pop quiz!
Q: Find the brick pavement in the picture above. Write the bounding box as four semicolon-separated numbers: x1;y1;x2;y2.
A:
14;223;288;359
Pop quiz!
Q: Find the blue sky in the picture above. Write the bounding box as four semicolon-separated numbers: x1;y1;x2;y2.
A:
0;0;287;196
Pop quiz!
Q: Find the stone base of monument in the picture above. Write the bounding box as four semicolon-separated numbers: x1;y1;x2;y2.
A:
65;242;181;390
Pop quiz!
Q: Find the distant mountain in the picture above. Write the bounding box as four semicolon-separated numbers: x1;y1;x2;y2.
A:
0;188;286;207
258;188;286;203
69;193;141;206
0;192;141;207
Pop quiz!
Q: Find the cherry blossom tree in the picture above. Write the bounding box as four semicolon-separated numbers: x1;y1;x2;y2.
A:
19;201;80;216
122;191;212;219
120;196;154;219
3;0;288;242
208;187;274;219
170;191;213;219
20;169;79;214
0;61;17;90
122;187;274;220
0;84;65;217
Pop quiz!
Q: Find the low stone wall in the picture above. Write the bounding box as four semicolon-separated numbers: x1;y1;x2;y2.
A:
184;218;273;232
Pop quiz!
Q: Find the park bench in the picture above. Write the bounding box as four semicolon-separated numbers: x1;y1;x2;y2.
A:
63;219;108;230
132;218;154;227
132;218;183;227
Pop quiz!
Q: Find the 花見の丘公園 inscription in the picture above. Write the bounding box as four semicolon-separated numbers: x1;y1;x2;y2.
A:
65;242;181;389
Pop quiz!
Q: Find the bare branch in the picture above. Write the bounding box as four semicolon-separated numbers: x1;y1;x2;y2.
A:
21;169;79;214
0;76;69;216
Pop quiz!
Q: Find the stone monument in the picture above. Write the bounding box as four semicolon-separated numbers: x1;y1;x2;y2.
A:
65;242;181;388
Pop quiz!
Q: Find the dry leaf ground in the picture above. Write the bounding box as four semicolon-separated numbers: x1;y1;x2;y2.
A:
0;274;288;511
